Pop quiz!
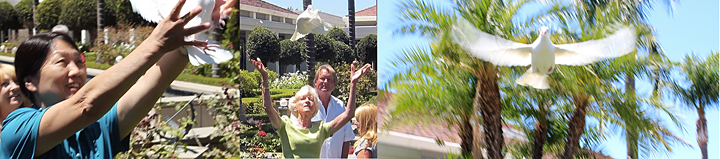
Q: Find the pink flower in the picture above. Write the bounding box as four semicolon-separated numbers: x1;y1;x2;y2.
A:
258;131;267;137
230;44;234;48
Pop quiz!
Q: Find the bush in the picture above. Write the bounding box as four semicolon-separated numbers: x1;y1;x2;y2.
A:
237;69;278;97
328;27;349;45
333;40;354;64
313;33;336;63
110;0;150;25
357;34;376;64
0;1;21;31
36;0;64;30
76;42;91;53
279;39;305;67
90;25;153;64
270;71;308;89
331;61;377;105
14;0;33;28
59;0;96;31
222;9;240;51
246;26;279;64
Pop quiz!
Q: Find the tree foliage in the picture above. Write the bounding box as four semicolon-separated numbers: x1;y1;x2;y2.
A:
356;34;376;64
0;1;21;30
13;0;33;28
36;0;65;30
313;33;335;63
333;40;354;64
279;39;305;66
108;0;149;26
246;26;279;64
222;9;240;51
59;0;97;31
327;27;349;44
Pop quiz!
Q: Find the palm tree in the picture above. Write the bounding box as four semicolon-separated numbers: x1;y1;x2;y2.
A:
32;0;38;35
667;52;719;159
385;46;478;158
392;0;528;158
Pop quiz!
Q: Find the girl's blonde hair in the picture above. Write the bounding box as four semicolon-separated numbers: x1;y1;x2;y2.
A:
289;85;321;118
354;103;377;149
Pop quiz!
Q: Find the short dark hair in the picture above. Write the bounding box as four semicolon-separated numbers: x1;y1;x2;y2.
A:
14;32;78;104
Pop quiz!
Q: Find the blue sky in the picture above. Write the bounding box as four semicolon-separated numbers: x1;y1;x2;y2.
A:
377;0;718;159
261;0;376;17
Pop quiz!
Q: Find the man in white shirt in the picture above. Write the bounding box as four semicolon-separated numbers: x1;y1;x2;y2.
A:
293;64;355;158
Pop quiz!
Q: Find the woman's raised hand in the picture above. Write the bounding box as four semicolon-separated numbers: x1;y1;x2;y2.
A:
350;61;372;84
250;58;269;77
145;0;212;54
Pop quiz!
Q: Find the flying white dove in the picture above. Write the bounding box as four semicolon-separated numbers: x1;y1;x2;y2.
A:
451;19;637;89
290;5;333;41
129;0;234;66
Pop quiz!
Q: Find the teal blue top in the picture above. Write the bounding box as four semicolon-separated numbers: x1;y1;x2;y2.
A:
0;103;129;158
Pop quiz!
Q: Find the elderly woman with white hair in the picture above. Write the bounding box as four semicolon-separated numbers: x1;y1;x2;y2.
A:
250;58;371;158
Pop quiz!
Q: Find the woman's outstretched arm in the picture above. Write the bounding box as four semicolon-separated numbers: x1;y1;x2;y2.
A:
251;58;282;130
329;62;371;134
32;0;209;156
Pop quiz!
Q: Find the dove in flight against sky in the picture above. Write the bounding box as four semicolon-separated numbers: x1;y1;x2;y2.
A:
290;5;334;41
129;0;234;66
451;19;637;89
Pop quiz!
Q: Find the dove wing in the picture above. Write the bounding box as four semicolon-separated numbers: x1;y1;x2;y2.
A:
450;19;532;66
554;26;637;66
129;0;180;23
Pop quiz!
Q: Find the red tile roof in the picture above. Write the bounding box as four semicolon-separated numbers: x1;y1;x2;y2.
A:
355;5;376;16
241;0;298;15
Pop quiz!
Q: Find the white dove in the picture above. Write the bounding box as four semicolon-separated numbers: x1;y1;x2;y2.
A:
129;0;234;66
290;5;333;41
451;19;637;89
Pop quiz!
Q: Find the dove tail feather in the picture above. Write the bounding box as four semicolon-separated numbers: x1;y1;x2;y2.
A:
186;46;234;66
516;68;550;89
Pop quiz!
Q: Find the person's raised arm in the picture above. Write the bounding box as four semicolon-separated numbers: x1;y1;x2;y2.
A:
34;0;210;156
251;58;282;130
116;0;237;139
329;62;371;134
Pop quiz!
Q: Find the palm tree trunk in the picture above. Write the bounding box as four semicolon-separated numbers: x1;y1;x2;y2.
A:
532;101;548;159
472;74;484;159
562;93;589;159
32;0;38;35
303;0;316;85
460;114;474;159
626;131;638;159
625;74;639;159
475;62;503;159
96;0;104;47
697;105;708;159
347;0;356;53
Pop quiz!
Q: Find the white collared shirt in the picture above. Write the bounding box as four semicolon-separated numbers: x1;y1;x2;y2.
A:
291;95;355;158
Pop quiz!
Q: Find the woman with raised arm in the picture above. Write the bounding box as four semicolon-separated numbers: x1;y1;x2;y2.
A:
0;0;236;158
250;58;371;158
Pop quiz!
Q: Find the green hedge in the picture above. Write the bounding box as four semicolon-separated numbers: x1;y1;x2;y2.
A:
0;52;13;57
176;74;230;86
241;89;298;103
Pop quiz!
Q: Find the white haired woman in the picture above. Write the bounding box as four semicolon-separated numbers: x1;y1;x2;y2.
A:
250;58;371;158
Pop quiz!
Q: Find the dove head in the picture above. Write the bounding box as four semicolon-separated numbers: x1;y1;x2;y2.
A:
539;26;549;36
